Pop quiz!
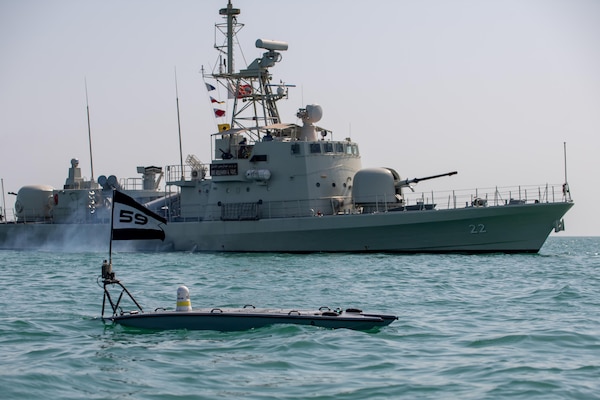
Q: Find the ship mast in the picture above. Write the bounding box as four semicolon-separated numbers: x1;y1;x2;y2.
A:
219;0;239;75
209;1;289;137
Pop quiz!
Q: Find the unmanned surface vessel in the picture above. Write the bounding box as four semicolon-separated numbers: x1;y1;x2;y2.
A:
101;265;397;332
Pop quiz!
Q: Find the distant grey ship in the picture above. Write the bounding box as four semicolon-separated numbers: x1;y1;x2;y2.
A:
0;1;573;253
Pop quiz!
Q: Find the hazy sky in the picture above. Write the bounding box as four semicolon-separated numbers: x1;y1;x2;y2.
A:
1;0;599;236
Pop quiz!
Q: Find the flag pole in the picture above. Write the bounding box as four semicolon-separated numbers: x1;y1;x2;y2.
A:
109;189;115;265
101;189;116;288
562;141;571;202
563;141;568;184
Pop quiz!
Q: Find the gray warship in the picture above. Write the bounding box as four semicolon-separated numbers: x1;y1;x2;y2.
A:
0;1;573;252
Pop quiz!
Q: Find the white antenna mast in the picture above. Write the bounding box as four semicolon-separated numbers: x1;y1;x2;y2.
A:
220;0;240;75
85;79;95;183
175;68;184;181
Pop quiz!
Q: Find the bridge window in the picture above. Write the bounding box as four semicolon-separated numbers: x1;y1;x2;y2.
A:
310;143;322;153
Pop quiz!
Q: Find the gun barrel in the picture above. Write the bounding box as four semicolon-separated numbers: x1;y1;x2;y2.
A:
399;171;457;187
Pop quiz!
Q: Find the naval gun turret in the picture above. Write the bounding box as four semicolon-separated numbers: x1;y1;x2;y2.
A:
352;168;457;213
398;171;458;191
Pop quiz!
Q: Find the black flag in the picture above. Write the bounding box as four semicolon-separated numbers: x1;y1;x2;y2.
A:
111;191;167;241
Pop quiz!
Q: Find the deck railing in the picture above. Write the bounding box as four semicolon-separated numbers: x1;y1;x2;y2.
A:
401;183;570;211
2;183;570;225
165;182;571;222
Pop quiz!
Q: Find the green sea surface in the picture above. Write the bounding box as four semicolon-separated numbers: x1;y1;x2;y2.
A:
0;237;598;399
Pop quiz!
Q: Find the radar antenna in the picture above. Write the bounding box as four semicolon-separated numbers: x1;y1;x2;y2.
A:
207;1;291;139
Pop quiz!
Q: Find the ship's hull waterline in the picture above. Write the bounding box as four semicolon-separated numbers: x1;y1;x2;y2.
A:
0;201;572;253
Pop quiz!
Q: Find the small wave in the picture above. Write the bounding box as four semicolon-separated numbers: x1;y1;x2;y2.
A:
467;334;529;348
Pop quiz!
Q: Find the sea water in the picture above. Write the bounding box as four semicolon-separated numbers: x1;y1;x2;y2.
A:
0;237;598;399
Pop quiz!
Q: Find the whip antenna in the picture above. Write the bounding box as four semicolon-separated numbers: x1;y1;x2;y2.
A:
562;142;571;202
175;68;185;181
85;78;95;183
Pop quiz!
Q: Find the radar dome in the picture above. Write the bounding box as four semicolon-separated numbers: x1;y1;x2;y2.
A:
305;104;323;124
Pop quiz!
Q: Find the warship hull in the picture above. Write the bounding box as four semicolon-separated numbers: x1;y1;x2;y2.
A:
0;2;574;254
166;201;572;253
0;201;573;253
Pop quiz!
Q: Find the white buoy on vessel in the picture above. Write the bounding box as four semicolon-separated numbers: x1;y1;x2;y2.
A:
176;286;192;312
